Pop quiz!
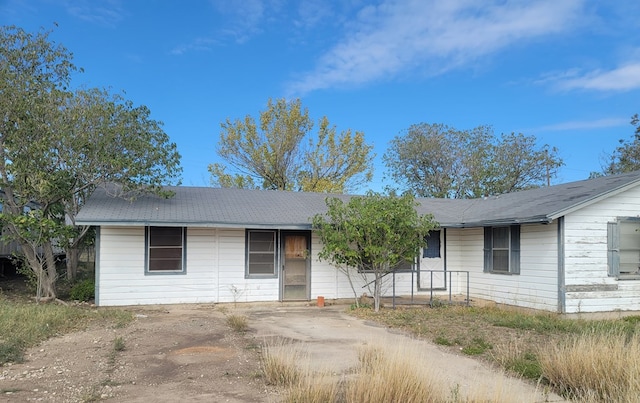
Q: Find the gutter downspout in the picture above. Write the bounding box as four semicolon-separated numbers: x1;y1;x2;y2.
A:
557;216;566;313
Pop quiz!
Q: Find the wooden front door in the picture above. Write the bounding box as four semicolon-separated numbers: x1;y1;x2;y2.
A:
281;232;310;300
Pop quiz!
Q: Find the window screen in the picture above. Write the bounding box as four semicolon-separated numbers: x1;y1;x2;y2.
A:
147;227;184;272
247;230;277;276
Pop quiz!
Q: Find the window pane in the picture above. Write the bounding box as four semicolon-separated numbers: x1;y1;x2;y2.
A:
493;250;509;272
148;227;183;272
248;231;276;275
149;227;182;246
618;221;640;276
150;248;182;259
149;248;183;271
249;253;275;274
149;258;182;271
250;231;275;252
492;227;509;249
424;230;441;258
620;250;640;275
620;221;640;249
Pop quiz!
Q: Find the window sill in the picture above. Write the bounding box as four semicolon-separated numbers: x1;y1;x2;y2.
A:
245;274;278;280
618;274;640;281
146;270;186;275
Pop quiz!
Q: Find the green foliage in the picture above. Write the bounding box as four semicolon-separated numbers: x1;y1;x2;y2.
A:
0;25;182;297
489;310;581;333
384;123;563;198
605;114;640;175
313;192;437;311
113;336;126;352
434;335;453;346
461;336;492;355
622;315;640;324
0;341;24;364
209;97;374;193
504;351;542;379
69;278;95;301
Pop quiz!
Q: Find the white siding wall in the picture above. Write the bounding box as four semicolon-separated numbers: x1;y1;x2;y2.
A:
217;228;279;303
98;226;217;306
97;226;281;306
97;227;449;306
309;233;429;301
445;224;559;312
564;186;640;313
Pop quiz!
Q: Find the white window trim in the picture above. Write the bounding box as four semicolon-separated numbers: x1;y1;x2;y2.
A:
608;218;640;280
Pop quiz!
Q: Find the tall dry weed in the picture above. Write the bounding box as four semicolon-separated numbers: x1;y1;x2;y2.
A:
261;338;308;386
538;329;640;402
345;343;446;403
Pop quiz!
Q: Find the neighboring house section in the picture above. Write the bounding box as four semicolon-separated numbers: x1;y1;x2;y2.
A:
76;171;640;313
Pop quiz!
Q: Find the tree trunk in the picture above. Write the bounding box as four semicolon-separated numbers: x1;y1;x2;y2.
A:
373;274;382;312
43;242;58;299
20;240;57;302
339;267;360;308
66;245;79;280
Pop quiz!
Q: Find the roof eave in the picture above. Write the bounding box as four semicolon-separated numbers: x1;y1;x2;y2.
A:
76;219;312;230
440;215;554;228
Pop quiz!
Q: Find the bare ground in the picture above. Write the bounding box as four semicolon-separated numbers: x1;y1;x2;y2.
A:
0;302;567;403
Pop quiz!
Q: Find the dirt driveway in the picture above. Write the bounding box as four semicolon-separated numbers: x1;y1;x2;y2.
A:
0;303;566;402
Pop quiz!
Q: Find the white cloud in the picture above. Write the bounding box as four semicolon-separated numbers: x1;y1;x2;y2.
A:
527;117;629;133
556;63;640;92
170;37;220;56
286;0;584;95
64;0;126;27
171;0;282;54
295;0;334;29
209;0;285;44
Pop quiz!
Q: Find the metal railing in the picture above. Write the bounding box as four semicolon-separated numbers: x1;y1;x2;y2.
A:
391;269;470;309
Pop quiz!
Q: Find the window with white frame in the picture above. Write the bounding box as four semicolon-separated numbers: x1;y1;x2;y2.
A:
146;226;186;273
483;225;520;274
608;218;640;279
246;230;277;277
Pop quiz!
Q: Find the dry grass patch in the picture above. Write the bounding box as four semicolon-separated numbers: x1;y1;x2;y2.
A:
261;337;528;402
261;338;308;386
225;314;248;333
539;329;640;402
350;305;640;402
281;370;340;403
346;343;446;403
262;338;339;402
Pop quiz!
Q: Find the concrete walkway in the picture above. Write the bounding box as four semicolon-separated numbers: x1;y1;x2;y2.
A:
242;303;567;402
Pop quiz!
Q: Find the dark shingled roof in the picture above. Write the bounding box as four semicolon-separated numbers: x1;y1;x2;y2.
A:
75;170;640;229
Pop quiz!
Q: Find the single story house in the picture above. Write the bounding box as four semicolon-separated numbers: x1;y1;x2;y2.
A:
76;171;640;313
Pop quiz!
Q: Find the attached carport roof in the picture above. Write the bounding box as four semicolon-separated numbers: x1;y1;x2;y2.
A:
75;170;640;229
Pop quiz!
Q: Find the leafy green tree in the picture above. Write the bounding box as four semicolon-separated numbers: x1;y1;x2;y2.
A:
209;98;374;193
384;123;562;198
312;192;437;312
0;26;182;299
605;114;640;175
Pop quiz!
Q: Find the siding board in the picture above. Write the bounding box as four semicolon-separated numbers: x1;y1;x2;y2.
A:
563;185;640;313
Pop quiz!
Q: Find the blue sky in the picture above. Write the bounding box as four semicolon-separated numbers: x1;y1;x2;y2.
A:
2;0;639;192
